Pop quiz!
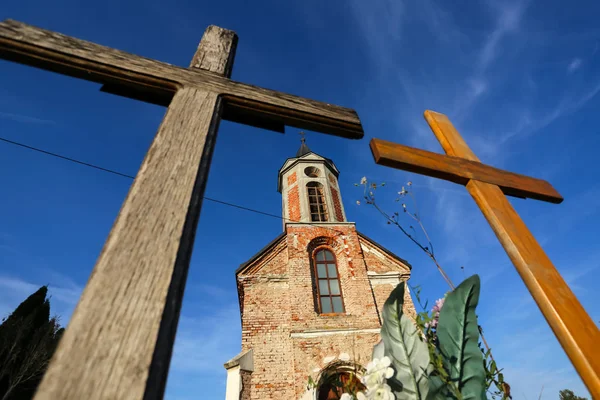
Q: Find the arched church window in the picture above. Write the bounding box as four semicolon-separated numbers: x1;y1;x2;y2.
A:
317;371;365;400
307;181;328;222
314;249;344;314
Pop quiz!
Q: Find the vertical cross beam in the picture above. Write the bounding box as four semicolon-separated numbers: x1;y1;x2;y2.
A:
33;27;237;400
423;111;600;396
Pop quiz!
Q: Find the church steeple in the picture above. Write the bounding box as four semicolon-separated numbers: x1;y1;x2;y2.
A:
296;131;312;157
278;133;347;226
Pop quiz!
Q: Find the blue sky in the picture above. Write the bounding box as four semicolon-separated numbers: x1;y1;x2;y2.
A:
1;0;599;398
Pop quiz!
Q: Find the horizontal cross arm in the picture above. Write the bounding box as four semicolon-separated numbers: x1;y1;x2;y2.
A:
370;138;563;204
0;19;363;139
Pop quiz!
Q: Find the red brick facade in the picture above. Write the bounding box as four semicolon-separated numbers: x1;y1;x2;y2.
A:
236;224;414;399
288;186;301;222
328;173;337;186
330;187;344;222
288;171;297;186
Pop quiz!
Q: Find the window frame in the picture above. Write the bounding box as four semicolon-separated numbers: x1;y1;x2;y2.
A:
306;181;329;222
312;247;345;315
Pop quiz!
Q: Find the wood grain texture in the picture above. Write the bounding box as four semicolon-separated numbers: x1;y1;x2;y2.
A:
34;24;240;400
420;110;600;397
0;19;363;139
424;110;479;161
370;138;563;204
189;25;238;76
32;25;236;399
33;87;222;400
466;180;600;397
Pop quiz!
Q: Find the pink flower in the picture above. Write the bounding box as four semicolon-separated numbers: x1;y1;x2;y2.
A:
432;298;445;315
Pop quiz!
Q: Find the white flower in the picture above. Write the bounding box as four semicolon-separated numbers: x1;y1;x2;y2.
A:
362;357;394;387
360;176;367;185
360;357;395;400
365;382;394;400
357;393;368;400
341;394;354;400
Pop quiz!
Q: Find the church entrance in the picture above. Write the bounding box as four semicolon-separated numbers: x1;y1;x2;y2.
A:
317;370;365;400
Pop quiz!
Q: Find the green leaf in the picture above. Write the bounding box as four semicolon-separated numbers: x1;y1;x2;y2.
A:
425;376;448;400
373;340;385;360
436;274;486;400
381;282;431;399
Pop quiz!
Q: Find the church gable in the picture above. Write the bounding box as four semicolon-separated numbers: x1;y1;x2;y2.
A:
237;233;288;276
357;232;411;275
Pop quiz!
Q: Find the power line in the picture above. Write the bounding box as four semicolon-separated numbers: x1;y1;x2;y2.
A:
201;196;284;221
0;137;135;179
0;135;347;232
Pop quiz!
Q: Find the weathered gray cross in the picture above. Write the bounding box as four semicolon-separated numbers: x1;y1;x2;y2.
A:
0;20;364;400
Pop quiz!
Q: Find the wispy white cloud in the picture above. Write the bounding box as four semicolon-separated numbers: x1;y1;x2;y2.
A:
0;275;82;322
497;79;600;144
478;0;527;71
454;0;527;121
484;314;591;399
533;185;600;242
0;111;56;125
568;58;583;73
171;303;241;374
348;0;404;64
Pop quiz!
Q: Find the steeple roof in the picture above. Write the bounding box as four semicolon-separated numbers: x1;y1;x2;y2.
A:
295;132;311;157
295;141;311;157
277;132;340;193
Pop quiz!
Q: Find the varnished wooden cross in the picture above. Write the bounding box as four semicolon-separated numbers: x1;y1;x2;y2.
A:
370;110;600;397
0;20;363;400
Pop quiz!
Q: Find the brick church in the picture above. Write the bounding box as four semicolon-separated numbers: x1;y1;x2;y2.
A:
223;137;416;400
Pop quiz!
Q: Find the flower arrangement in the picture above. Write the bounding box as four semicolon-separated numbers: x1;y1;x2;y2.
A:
351;178;510;399
333;275;505;400
307;178;512;399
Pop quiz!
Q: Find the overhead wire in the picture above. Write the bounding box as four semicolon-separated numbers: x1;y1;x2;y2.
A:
0;135;351;235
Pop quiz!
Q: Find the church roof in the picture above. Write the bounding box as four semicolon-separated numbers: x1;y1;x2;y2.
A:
236;232;286;274
277;139;340;193
295;140;312;157
356;231;412;269
236;230;412;276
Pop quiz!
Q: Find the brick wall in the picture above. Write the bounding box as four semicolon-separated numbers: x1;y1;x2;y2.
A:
239;276;295;399
287;171;297;186
328;173;336;186
292;332;380;398
330;187;344;222
236;223;416;399
286;225;381;332
371;280;416;321
288;186;301;222
240;371;252;400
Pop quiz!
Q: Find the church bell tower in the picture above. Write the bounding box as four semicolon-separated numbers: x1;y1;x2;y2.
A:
278;133;347;226
224;136;416;400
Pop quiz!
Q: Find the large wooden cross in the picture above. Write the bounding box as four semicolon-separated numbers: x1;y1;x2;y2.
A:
370;110;600;397
0;20;364;400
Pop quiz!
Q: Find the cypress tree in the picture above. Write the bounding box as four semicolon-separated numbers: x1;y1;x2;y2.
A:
0;286;63;400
